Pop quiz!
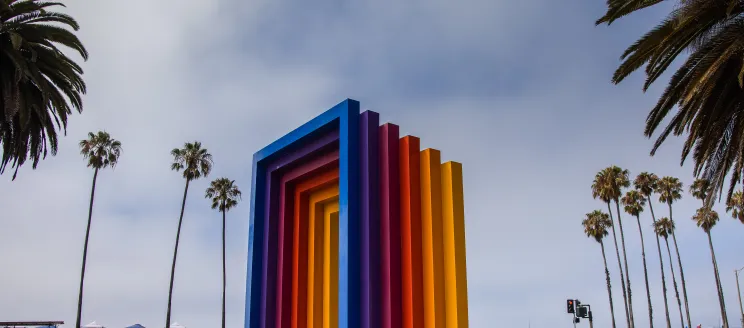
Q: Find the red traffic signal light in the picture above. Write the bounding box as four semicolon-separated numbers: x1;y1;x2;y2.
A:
567;299;575;313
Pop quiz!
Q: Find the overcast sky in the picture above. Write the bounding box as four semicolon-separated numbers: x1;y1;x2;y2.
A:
1;0;742;327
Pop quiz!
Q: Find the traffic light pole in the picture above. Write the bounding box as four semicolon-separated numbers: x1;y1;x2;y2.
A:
572;303;577;328
567;298;593;328
735;267;744;328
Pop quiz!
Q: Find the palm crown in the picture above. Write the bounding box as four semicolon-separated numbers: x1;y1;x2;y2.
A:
657;176;683;205
654;217;675;239
621;190;646;217
591;171;612;203
634;172;659;197
583;210;612;243
171;142;213;181
79;131;121;170
205;178;241;212
725;190;744;224
689;178;710;202
0;0;88;179
592;165;631;201
692;207;719;233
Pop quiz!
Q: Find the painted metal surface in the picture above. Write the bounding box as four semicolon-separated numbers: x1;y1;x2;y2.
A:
379;123;402;328
307;186;339;328
246;99;469;328
441;162;469;328
292;169;340;328
247;99;360;328
275;149;340;328
358;111;380;328
420;149;446;328
261;131;339;328
322;203;340;328
399;136;425;328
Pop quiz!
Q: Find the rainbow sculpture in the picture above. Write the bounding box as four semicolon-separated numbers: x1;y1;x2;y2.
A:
245;99;469;328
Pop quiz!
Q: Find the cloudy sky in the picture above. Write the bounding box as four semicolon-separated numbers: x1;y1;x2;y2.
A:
1;0;742;327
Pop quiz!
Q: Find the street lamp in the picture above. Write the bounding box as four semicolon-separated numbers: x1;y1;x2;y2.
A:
735;266;744;328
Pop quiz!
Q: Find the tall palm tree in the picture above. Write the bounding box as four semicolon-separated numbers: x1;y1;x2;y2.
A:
597;0;744;211
0;0;88;179
593;168;632;327
657;176;691;328
622;190;653;328
76;131;121;328
609;166;635;328
598;166;635;327
726;190;744;224
689;178;727;320
583;210;618;328
634;172;672;328
166;141;213;328
692;207;730;328
654;217;685;328
205;178;241;328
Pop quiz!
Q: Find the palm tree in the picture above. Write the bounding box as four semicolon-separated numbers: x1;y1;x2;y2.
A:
75;131;121;328
634;172;672;328
0;0;88;179
622;190;653;328
593;169;632;327
583;210;618;328
597;0;744;211
690;178;728;323
166;141;213;328
654;217;685;328
205;178;241;328
692;207;730;328
657;176;691;328
596;166;635;327
726;190;744;224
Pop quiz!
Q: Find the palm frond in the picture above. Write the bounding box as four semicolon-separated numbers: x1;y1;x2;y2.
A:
205;177;242;212
0;0;87;179
596;0;665;26
171;141;213;181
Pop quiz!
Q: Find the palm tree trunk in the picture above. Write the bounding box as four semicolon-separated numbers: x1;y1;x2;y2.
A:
665;237;684;328
668;203;691;328
602;240;618;328
707;231;730;328
635;215;653;328
648;199;672;328
608;202;631;328
616;199;635;328
736;270;743;328
222;208;227;328
702;200;729;328
166;179;190;328
75;168;99;328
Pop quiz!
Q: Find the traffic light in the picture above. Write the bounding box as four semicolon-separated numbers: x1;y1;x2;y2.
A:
578;305;588;318
567;299;575;313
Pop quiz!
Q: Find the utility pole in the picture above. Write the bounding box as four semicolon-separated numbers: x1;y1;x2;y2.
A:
735;267;744;328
